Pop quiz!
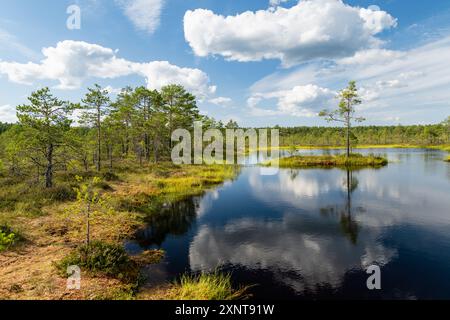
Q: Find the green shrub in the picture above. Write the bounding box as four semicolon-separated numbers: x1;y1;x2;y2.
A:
57;241;138;281
0;225;21;252
46;185;77;202
102;171;120;181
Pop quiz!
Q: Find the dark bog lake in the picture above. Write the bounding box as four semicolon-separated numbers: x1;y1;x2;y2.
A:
125;149;450;300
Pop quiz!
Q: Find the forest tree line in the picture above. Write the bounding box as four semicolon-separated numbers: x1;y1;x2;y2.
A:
276;121;450;147
0;84;228;188
0;83;449;189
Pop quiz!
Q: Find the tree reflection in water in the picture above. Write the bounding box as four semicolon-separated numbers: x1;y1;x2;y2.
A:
319;169;360;245
340;170;359;244
134;197;198;247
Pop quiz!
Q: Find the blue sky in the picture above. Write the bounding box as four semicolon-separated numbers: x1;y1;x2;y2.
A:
1;0;450;126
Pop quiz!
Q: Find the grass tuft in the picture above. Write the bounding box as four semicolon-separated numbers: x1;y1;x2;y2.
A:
168;272;249;300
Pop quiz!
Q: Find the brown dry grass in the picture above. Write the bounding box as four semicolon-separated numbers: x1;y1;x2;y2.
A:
0;201;140;300
0;245;129;300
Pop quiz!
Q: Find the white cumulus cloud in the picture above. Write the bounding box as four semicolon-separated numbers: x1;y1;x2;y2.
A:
249;84;335;117
250;35;450;123
0;104;17;123
0;40;216;97
0;40;133;90
116;0;165;34
133;61;217;98
184;0;397;67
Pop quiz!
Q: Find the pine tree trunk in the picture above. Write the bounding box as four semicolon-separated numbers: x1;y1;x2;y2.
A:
125;120;130;156
154;137;159;163
96;107;101;172
83;156;88;172
144;133;149;161
86;202;91;246
346;124;350;158
45;143;53;188
109;144;113;170
346;105;351;158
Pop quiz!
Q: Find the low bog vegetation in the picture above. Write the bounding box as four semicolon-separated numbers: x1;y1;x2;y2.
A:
0;161;239;299
115;164;239;214
266;153;388;169
0;179;77;217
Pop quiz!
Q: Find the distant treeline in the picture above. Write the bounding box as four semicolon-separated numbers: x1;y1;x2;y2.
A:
0;122;13;135
1;114;449;153
276;122;450;147
3;117;448;148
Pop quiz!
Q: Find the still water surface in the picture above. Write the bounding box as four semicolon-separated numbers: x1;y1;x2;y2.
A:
125;149;450;299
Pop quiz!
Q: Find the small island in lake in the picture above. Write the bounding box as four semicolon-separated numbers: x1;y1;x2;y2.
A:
264;153;388;169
